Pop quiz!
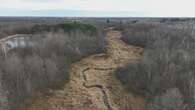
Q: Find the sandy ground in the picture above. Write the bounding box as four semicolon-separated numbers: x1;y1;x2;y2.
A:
21;30;146;110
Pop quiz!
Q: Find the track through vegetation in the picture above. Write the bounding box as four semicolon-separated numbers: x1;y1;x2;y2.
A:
22;29;145;110
82;67;113;110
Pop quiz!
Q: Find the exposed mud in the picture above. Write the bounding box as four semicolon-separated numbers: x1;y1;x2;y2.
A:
21;29;145;110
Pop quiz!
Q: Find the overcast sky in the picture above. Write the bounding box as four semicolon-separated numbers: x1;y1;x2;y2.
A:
0;0;194;17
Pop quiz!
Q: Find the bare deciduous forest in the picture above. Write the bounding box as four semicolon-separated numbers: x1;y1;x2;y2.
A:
0;18;106;110
0;18;195;110
116;19;195;110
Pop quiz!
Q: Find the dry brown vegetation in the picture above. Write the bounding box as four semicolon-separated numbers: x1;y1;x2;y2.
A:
1;18;195;110
0;22;106;110
116;22;195;110
21;28;145;110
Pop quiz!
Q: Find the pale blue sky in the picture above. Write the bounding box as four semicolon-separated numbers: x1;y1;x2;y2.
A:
0;0;194;17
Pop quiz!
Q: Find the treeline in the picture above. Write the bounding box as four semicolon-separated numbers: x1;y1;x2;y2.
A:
116;23;195;110
0;22;98;38
13;22;98;35
0;22;106;110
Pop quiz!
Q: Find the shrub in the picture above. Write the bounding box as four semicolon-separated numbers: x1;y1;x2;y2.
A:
116;23;195;109
148;88;186;110
0;72;9;110
0;22;106;110
121;23;157;47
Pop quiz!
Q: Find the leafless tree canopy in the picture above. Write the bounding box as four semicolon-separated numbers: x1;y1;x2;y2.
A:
0;22;106;110
116;22;195;110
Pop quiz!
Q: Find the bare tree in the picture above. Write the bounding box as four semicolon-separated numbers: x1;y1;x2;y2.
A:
0;72;9;110
149;88;186;110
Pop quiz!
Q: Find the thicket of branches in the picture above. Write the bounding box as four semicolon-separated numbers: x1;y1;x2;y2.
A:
0;22;106;110
0;21;98;38
116;23;195;110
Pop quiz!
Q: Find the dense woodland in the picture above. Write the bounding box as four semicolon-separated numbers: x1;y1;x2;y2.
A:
116;22;195;110
0;18;195;110
0;21;106;110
